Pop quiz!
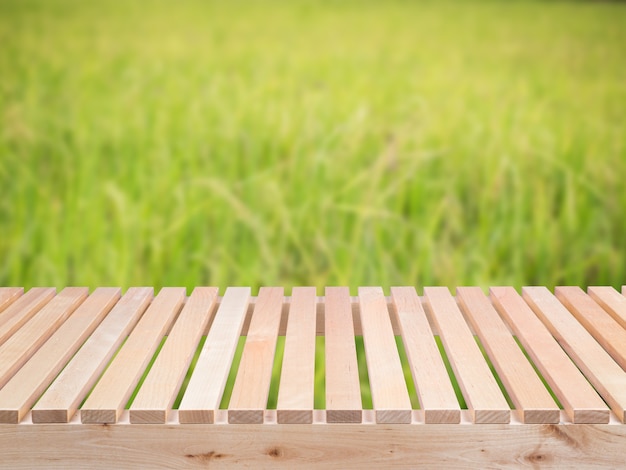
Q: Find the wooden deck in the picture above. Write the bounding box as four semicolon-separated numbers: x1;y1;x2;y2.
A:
0;285;625;468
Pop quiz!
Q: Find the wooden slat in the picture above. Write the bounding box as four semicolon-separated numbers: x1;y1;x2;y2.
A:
424;287;510;423
178;287;251;424
129;287;219;424
0;288;56;345
81;288;185;424
276;287;317;424
228;287;284;424
358;287;411;423
523;286;626;423
588;286;626;330
457;287;559;424
325;287;362;423
0;288;120;423
491;287;609;423
0;287;88;389
556;286;626;370
0;287;22;314
390;287;460;423
32;287;153;423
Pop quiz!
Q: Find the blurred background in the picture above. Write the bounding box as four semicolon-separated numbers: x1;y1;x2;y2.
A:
1;0;625;292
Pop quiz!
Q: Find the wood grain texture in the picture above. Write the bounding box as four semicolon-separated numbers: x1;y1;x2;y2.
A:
277;287;316;424
130;287;219;424
178;287;251;424
424;287;510;424
491;287;609;424
457;287;559;424
0;422;625;469
325;287;362;423
0;288;120;423
81;288;185;424
358;287;411;423
0;288;23;315
588;286;626;330
556;286;626;370
228;287;284;424
0;287;87;389
0;288;56;346
523;286;626;423
31;287;153;423
390;287;460;424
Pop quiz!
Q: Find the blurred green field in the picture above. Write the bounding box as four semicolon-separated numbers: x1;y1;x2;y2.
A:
1;0;625;291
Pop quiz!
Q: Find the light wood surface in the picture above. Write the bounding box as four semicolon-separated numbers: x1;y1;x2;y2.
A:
457;287;559;424
0;288;56;346
0;287;23;315
390;287;460;423
228;287;284;424
277;287;317;424
81;288;185;423
424;287;510;423
523;286;626;423
358;287;411;423
32;287;153;423
588;286;626;329
178;287;251;423
556;286;626;370
325;287;362;423
491;287;609;424
0;287;87;389
130;287;219;424
1;421;625;469
0;288;120;423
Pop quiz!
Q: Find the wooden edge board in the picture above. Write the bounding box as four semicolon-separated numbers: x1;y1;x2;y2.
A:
0;423;625;469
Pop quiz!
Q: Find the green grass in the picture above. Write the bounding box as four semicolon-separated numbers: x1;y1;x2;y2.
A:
1;0;625;291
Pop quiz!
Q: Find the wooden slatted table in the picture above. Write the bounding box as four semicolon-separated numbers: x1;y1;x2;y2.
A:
1;285;625;468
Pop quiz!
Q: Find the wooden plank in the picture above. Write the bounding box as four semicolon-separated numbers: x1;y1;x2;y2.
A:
178;287;251;424
457;287;560;424
0;288;121;423
523;286;626;423
423;287;510;424
390;287;460;424
588;286;626;330
0;287;88;389
0;287;23;314
556;286;626;370
129;287;219;424
1;422;626;469
228;287;284;424
32;287;153;423
491;287;609;424
0;288;56;345
276;287;317;424
80;288;185;424
325;287;362;423
358;287;411;423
